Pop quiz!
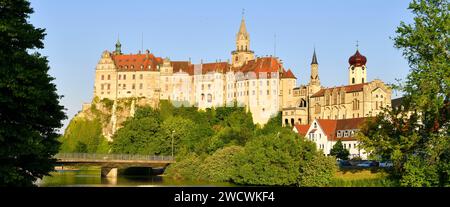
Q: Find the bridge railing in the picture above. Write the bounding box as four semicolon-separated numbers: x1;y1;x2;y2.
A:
55;153;174;161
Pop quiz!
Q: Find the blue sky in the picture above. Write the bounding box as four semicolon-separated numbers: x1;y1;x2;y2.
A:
28;0;414;131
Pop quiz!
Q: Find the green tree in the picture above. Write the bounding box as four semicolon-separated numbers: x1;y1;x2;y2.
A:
330;140;350;160
199;146;244;182
232;129;313;186
298;153;337;187
165;153;203;180
111;116;162;154
0;0;66;186
358;0;449;186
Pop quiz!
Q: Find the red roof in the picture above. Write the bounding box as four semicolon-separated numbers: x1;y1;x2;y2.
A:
294;124;310;136
171;61;194;74
310;83;368;98
200;62;229;74
315;118;367;141
112;52;163;72
281;69;296;79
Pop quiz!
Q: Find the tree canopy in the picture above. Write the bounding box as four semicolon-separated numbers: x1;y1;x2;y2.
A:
0;0;66;186
358;0;449;187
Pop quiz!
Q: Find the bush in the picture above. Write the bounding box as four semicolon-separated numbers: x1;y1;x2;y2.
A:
298;154;337;187
199;146;244;182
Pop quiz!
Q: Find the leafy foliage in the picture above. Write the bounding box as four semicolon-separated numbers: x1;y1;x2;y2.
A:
330;140;350;160
298;153;337;187
59;117;109;153
0;0;66;186
358;0;449;187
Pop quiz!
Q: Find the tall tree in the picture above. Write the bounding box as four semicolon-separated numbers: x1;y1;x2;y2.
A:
0;0;66;186
358;0;449;186
330;140;350;160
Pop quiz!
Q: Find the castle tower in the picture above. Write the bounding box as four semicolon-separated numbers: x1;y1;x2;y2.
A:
308;49;321;95
348;47;367;85
231;10;254;67
114;37;122;55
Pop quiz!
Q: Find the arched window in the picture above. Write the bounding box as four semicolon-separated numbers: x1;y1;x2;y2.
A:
291;118;295;126
245;45;247;51
298;118;301;124
285;119;289;126
352;77;355;84
362;78;364;83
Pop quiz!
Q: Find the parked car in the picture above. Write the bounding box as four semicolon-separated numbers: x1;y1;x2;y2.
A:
338;160;351;167
379;161;394;168
357;160;378;167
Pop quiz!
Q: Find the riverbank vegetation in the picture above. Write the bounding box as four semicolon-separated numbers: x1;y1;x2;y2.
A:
109;101;337;186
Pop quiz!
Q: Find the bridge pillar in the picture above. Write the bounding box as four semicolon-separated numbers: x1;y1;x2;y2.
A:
101;167;118;178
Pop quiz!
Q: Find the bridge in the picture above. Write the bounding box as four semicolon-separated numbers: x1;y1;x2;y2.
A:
54;153;175;177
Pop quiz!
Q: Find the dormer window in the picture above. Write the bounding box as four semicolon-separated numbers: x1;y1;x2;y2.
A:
314;123;317;128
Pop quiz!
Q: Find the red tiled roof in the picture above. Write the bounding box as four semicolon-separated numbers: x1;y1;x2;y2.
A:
310;83;368;98
235;57;286;79
316;118;367;141
294;124;310;136
281;69;296;79
171;61;193;74
201;62;229;74
112;53;163;72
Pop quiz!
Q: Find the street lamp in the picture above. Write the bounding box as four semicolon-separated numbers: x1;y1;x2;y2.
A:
171;130;175;158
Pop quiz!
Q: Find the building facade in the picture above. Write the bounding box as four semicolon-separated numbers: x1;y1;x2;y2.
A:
294;118;369;159
282;48;392;126
93;15;296;125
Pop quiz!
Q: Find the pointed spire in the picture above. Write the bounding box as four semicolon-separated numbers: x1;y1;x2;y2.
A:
238;9;248;35
311;48;318;65
115;35;122;55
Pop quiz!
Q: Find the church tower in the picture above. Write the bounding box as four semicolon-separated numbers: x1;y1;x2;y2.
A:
114;37;122;55
231;11;254;67
348;48;367;85
308;49;321;95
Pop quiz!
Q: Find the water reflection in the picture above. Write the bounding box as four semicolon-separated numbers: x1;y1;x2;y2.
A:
38;167;235;187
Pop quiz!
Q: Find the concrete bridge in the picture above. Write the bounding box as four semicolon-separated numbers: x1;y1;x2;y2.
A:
54;153;175;177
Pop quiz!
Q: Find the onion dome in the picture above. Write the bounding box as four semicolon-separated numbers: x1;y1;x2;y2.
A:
348;50;367;67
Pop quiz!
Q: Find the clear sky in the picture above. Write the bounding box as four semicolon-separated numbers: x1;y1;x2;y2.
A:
28;0;414;131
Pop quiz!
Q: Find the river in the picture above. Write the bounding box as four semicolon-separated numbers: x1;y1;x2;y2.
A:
37;167;235;187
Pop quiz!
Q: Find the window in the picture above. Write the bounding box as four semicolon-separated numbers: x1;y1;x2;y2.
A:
344;144;346;149
107;84;110;90
362;78;364;83
119;75;121;80
123;75;126;80
207;94;212;103
107;75;110;80
252;90;255;95
315;104;321;114
267;90;270;95
139;83;143;89
314;123;317;128
101;75;104;80
132;84;135;89
140;74;143;79
133;74;135;80
123;84;126;89
352;78;355;84
267;80;269;86
291;119;294;126
101;84;104;90
285;119;289;126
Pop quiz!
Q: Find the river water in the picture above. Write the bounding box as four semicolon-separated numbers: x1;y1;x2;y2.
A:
37;167;235;187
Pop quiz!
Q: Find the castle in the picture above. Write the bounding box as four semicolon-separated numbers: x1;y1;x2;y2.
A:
93;15;392;126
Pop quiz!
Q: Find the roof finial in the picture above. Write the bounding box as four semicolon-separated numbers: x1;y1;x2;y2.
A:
242;8;245;19
356;40;359;50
